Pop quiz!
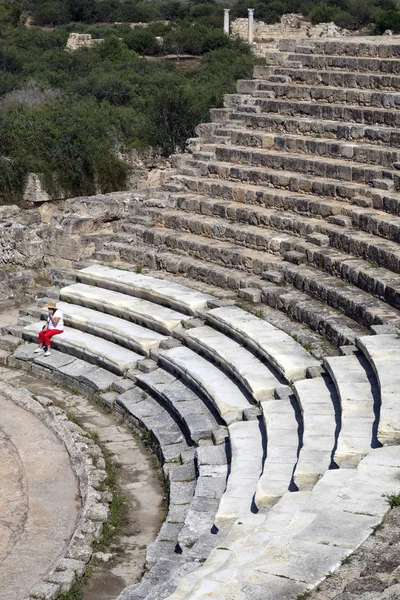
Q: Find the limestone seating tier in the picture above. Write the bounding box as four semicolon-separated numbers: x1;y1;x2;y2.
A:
44;300;167;356
205;305;320;383
255;397;299;509
109;241;368;346
60;283;191;334
292;377;338;489
324;353;377;464
158;345;250;424
77;263;213;316
147;204;400;312
164;445;400;600
214;420;263;528
182;325;281;400
356;333;400;443
135;367;220;442
23;321;142;376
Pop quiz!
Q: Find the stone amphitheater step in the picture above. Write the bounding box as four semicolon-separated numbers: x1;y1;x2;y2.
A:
109;243;367;345
152;203;400;294
60;283;191;335
356;333;400;444
222;109;400;155
255;64;400;92
135;367;220;442
238;78;400;109
77;263;213;316
170;174;400;230
205;306;319;383
175;159;386;202
289;39;400;58
215;420;264;527
255;396;299;509
109;223;400;330
227;93;400;131
46;300;167;356
201;144;397;189
182;325;282;400
22;322;142;376
324;353;378;464
283;51;400;75
158;346;250;424
219;127;399;169
292;376;338;489
165;444;399;600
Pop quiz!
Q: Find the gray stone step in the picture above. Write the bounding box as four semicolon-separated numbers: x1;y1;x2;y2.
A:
215;420;264;527
292;377;337;489
286;51;400;75
183;325;281;400
262;64;400;91
107;242;368;346
50;301;167;356
158;346;250;424
205;305;319;383
255;398;299;509
356;333;400;444
324;353;377;464
155;203;400;288
77;263;213;316
22;323;142;376
246;95;400;129
60;283;191;335
224;127;400;168
112;223;400;330
243;79;400;110
135;368;220;441
116;385;193;464
174;445;399;599
210;144;396;187
178;160;372;201
291;39;400;59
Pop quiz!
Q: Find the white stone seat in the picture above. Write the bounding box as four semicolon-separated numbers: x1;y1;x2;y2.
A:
206;305;320;383
357;333;400;444
184;325;281;400
60;283;190;334
215;420;264;527
77;263;213;315
48;301;167;356
166;447;399;600
255;398;299;509
293;377;337;489
23;322;141;375
158;346;249;424
324;353;375;465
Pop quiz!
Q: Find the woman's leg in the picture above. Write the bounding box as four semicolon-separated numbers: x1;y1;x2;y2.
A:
44;329;63;349
35;329;46;352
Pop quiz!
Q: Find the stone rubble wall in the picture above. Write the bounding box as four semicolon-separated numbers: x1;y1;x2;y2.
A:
231;13;351;55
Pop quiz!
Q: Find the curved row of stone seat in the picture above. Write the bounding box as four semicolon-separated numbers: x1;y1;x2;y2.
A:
164;446;400;600
60;282;192;334
109;242;368;345
108;221;399;334
150;202;400;305
356;332;400;444
324;352;379;465
76;263;213;315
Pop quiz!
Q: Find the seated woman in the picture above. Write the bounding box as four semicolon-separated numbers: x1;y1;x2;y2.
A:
34;300;64;356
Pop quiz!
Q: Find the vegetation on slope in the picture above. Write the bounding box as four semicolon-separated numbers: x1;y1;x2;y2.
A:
0;7;257;204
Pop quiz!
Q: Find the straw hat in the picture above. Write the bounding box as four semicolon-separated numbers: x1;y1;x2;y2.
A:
45;301;57;309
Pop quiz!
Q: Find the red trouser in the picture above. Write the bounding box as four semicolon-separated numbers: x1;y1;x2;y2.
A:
38;329;63;347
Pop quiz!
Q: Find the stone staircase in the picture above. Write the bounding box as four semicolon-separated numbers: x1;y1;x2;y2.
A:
2;264;400;600
88;38;400;352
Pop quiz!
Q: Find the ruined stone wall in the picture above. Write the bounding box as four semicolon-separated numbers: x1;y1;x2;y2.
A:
231;13;350;45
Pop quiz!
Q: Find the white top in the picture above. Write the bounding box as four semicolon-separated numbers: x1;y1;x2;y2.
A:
47;309;64;331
